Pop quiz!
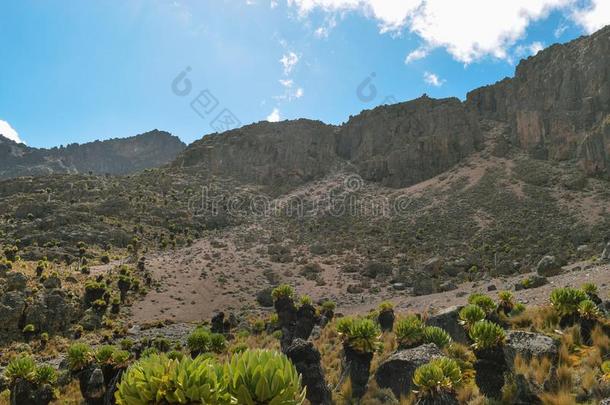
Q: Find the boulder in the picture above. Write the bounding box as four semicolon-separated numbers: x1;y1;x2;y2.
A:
285;339;331;405
426;306;469;344
375;344;444;398
25;289;78;334
79;309;103;331
503;331;559;370
0;291;26;341
42;275;61;289
536;255;562;277
5;272;28;292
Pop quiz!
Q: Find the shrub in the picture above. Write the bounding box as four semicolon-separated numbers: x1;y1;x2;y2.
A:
413;358;462;395
468;293;497;314
550;288;588;317
67;343;93;371
115;354;233;405
187;328;212;355
22;324;36;333
469;321;506;350
423;326;452;348
209;333;227;354
395;316;425;347
336;317;381;353
224;349;306;404
111;350;131;368
272;284;295;301
459;305;486;329
140;347;159;358
378;301;394;312
578;299;600;319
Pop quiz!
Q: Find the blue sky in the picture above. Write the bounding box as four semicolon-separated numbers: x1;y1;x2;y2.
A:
0;0;608;148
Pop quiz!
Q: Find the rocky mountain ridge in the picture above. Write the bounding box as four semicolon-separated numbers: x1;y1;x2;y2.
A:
174;25;610;190
0;130;186;179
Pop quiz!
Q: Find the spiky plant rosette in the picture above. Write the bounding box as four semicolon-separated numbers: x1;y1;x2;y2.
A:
413;358;462;396
468;320;506;351
458;305;486;329
5;355;37;383
549;287;588;317
336;317;382;353
578;299;601;320
422;326;452;349
468;293;497;314
394;316;425;347
115;354;234;405
223;349;306;405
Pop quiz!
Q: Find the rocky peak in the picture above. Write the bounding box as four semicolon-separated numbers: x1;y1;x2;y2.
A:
466;25;610;175
175;97;481;189
0;130;186;179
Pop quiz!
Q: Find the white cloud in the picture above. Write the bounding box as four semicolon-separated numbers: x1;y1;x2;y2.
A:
267;108;281;122
515;41;545;58
0;120;23;144
405;47;428;64
572;0;610;33
288;0;610;64
279;52;299;75
423;71;444;87
295;87;304;98
271;0;279;8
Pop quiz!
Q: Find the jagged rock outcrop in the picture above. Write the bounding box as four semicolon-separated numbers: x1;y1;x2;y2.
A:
0;130;185;180
24;289;79;334
337;97;482;187
174;120;339;188
175;98;482;189
0;291;26;343
467;26;610;175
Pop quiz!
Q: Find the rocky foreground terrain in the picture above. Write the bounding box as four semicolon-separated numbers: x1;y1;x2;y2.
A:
0;25;609;405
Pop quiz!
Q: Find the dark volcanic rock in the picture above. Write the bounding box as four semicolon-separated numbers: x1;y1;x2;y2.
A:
337;97;482;188
375;344;444;398
285;339;331;405
0;130;185;180
503;331;559;371
0;291;26;342
466;26;610;176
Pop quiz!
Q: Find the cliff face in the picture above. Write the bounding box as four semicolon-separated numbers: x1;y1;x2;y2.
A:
467;26;610;175
337;97;481;187
0;130;185;179
174;98;481;189
174;119;339;187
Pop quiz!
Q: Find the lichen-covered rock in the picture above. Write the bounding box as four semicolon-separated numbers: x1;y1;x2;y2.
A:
602;242;610;261
503;331;559;370
375;344;444;398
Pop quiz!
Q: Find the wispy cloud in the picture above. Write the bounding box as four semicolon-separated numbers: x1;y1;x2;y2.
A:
405;47;428;64
423;71;444;87
279;52;299;75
